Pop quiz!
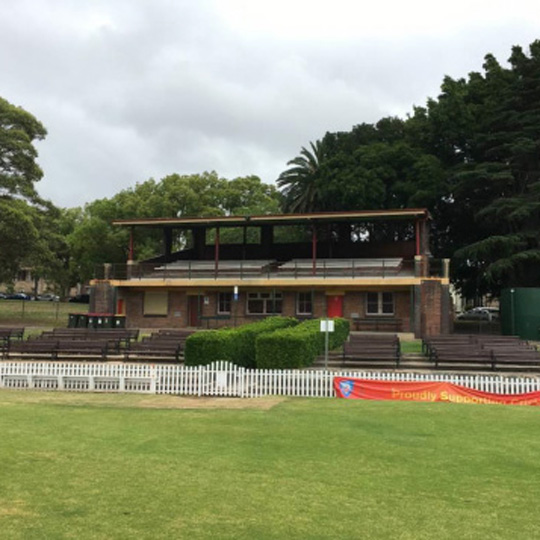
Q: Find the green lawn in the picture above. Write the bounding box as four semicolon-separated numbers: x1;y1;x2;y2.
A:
0;300;87;327
0;391;539;539
399;339;423;354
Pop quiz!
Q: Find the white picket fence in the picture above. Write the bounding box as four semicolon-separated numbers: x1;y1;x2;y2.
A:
1;361;540;398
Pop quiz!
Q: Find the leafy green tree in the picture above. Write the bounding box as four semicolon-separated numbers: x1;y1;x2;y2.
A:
68;173;282;281
0;97;51;283
0;199;39;283
0;96;47;200
448;43;540;294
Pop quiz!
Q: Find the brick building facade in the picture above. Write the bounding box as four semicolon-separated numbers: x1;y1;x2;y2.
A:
92;209;451;337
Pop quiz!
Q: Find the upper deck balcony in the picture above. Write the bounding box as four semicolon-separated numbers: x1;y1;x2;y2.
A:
95;256;449;285
96;209;448;286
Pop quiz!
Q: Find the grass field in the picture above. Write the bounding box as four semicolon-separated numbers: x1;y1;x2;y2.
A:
398;339;422;354
0;391;539;539
0;300;87;327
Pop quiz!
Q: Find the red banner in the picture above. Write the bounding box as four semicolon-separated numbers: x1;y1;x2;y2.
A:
334;377;540;406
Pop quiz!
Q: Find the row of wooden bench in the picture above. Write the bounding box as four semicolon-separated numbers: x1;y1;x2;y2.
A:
0;327;25;343
320;334;401;368
0;328;192;362
423;335;540;371
125;330;194;362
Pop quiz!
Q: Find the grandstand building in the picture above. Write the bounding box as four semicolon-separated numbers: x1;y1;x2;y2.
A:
91;209;451;337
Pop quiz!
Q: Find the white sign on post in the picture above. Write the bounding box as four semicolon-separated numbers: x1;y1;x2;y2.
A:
320;319;335;333
320;319;334;370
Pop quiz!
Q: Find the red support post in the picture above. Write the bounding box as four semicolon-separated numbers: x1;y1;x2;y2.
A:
415;220;421;256
312;224;317;276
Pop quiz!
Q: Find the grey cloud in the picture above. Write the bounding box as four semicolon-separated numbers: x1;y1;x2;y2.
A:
0;0;538;207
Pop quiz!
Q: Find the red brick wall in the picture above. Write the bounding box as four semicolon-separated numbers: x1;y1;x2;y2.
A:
121;287;416;332
420;281;446;336
342;290;412;332
92;282;115;313
124;290;188;328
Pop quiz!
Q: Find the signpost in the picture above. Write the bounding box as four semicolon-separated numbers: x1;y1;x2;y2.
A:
233;286;239;327
320;319;335;369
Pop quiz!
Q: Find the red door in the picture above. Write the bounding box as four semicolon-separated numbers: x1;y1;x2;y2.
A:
327;295;343;318
188;296;203;327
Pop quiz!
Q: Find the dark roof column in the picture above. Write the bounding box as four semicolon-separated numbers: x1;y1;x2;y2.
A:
261;225;273;259
192;227;206;259
163;228;173;263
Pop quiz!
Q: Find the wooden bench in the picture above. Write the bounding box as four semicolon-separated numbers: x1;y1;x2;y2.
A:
55;340;110;360
424;335;540;371
352;318;402;332
6;340;59;360
0;327;25;341
50;328;139;347
432;349;495;369
125;342;182;362
0;327;25;355
341;335;401;367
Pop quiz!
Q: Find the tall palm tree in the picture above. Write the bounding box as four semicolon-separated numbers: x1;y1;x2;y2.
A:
277;140;326;213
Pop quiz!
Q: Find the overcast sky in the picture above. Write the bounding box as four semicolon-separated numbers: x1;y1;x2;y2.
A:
1;0;539;208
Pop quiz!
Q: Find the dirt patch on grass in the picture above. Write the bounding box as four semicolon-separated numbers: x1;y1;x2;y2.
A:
0;389;286;410
137;395;285;410
0;500;35;517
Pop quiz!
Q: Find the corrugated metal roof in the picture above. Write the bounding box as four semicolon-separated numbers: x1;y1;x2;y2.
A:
112;209;430;228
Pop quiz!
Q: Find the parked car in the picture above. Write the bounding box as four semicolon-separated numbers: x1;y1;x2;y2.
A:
6;293;32;301
36;293;60;302
0;292;7;300
68;294;90;303
457;307;500;322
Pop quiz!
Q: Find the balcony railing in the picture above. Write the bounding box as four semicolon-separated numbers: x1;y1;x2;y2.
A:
95;257;449;282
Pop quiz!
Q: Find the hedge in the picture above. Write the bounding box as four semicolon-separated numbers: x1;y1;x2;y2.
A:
183;329;235;366
255;318;350;369
226;316;299;367
183;316;299;367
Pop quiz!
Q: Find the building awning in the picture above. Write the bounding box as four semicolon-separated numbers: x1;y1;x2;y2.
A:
112;209;431;229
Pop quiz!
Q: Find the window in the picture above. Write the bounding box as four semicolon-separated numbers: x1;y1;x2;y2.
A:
143;291;168;316
247;292;282;314
218;292;232;314
366;292;394;316
296;292;313;316
17;270;30;282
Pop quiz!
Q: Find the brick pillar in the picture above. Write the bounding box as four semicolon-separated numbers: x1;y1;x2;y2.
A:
91;282;115;314
414;256;423;277
440;285;451;334
413;285;422;338
419;280;444;337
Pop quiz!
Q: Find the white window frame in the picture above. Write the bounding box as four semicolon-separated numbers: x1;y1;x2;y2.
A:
247;291;282;315
217;292;232;314
366;292;394;316
296;292;313;316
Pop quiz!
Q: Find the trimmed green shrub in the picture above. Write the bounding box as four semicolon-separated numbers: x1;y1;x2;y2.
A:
227;316;299;367
183;329;235;366
184;316;299;367
255;318;349;369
